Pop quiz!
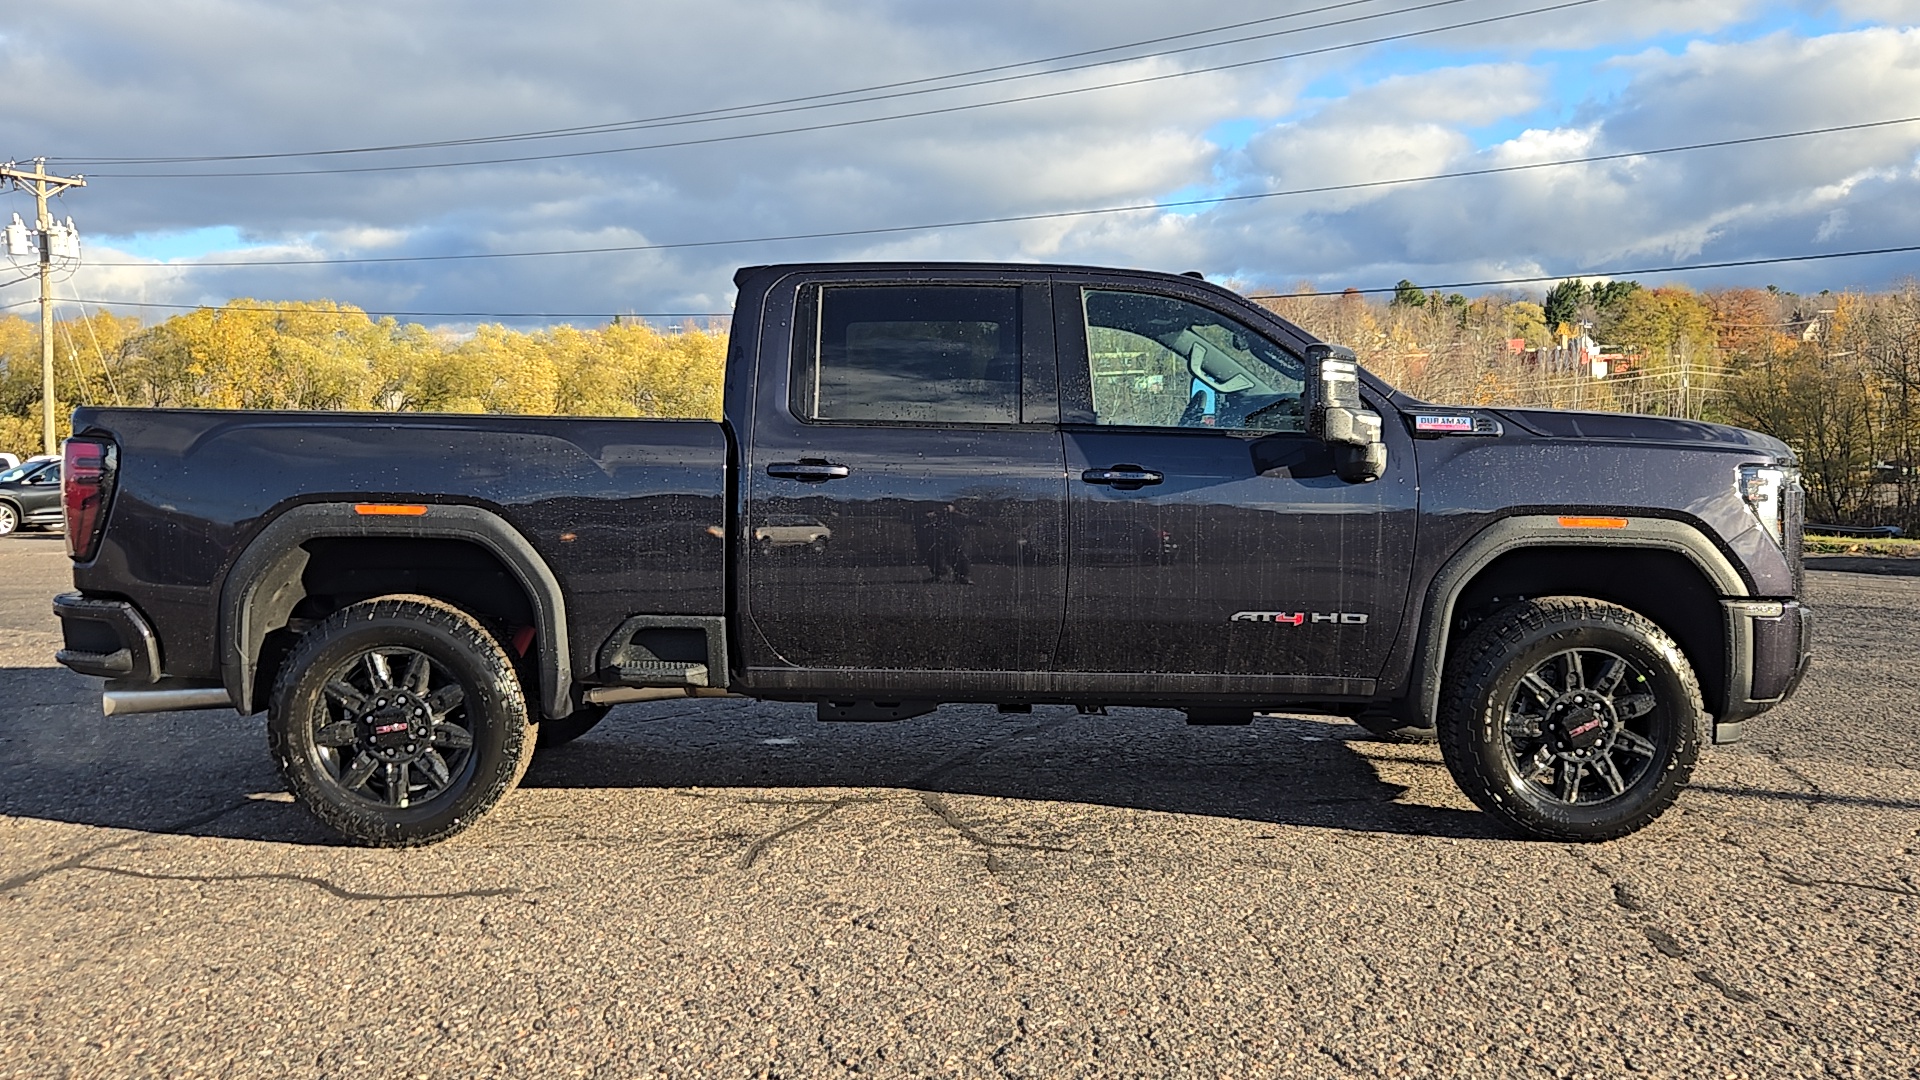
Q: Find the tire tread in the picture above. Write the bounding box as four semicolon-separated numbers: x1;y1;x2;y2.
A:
1437;596;1704;842
267;594;534;847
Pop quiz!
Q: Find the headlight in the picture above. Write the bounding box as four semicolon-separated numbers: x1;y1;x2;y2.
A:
1738;464;1790;546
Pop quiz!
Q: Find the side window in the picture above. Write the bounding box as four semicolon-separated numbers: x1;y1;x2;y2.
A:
795;285;1021;425
1082;289;1306;432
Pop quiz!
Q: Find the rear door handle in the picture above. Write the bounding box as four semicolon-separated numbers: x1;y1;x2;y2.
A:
1081;466;1163;488
766;461;851;482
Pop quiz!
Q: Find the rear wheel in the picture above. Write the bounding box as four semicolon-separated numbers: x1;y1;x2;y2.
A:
1437;597;1703;842
268;595;534;847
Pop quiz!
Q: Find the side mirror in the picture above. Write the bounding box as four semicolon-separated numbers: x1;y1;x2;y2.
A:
1305;343;1386;483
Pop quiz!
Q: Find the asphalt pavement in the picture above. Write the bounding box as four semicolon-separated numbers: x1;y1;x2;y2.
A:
1;535;1915;1078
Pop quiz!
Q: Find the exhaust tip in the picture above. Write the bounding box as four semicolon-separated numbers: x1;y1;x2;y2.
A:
102;685;234;716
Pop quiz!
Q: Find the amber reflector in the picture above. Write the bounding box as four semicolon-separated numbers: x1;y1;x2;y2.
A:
353;504;428;516
1557;515;1629;529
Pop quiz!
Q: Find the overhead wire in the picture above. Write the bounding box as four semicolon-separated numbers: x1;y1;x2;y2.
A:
81;114;1920;268
1241;243;1920;298
51;0;1442;166
83;0;1604;178
50;243;1920;321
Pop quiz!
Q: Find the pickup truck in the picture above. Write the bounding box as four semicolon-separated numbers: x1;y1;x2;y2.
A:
53;262;1811;847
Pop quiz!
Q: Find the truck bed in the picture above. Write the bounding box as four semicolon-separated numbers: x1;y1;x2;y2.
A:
69;407;730;687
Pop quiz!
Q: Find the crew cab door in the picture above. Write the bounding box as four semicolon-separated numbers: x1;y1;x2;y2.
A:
740;273;1067;689
1052;277;1417;689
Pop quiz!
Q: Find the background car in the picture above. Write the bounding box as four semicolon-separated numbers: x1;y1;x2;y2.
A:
0;459;63;536
752;514;831;553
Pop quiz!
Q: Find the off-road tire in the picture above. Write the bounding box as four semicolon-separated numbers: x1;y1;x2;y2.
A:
1437;597;1703;842
267;595;535;847
535;703;610;749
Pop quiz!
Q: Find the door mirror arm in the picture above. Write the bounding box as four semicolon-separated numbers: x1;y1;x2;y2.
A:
1304;342;1387;483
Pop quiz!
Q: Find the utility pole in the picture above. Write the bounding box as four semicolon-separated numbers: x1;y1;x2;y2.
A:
2;158;87;455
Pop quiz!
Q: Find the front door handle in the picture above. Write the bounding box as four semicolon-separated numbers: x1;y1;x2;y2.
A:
767;460;851;482
1081;465;1163;488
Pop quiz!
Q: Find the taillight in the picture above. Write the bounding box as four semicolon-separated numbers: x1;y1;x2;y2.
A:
62;436;116;562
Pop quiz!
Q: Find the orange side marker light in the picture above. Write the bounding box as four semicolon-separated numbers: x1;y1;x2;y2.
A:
353;504;429;516
1557;515;1628;529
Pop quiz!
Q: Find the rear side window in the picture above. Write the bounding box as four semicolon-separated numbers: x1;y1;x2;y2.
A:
795;285;1021;424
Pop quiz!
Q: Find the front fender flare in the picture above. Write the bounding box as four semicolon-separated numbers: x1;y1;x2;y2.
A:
1407;514;1745;727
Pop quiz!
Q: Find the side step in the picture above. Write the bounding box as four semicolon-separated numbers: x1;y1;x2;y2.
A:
597;615;726;689
615;660;708;686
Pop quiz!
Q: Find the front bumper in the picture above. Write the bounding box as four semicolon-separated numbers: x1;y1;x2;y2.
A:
1714;598;1813;742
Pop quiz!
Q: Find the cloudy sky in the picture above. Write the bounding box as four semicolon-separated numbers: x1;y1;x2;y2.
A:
3;0;1919;326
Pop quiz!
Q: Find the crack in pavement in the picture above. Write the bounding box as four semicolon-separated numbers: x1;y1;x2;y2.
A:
1773;867;1920;898
1584;854;1769;1011
0;799;252;895
734;797;882;870
731;714;1077;871
917;792;1073;875
1759;747;1830;813
1693;968;1760;1004
1745;843;1920;900
68;863;519;902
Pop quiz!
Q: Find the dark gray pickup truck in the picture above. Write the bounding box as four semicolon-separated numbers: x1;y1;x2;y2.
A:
53;262;1810;846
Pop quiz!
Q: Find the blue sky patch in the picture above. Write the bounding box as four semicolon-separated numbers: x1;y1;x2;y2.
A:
91;225;254;261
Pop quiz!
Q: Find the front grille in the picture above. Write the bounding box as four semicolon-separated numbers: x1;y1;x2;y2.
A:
1784;477;1805;595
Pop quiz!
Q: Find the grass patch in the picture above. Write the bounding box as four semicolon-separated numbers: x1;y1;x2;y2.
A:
1804;535;1920;558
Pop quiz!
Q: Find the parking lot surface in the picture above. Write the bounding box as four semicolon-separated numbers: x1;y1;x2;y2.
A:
2;536;1915;1078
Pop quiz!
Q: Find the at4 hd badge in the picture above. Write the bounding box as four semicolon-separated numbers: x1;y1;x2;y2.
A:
1233;611;1369;625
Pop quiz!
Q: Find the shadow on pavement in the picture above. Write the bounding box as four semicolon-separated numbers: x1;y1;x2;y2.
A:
1;665;1513;845
520;702;1512;841
14;667;1919;851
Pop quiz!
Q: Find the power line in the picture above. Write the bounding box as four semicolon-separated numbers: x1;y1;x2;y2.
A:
53;0;1428;166
1242;243;1920;298
86;0;1603;178
85;113;1920;268
51;242;1920;322
39;297;731;320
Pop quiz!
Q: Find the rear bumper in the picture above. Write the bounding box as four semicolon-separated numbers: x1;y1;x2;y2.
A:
1714;599;1813;742
53;592;162;681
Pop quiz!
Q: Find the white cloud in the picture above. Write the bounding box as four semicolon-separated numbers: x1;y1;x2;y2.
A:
3;1;1918;323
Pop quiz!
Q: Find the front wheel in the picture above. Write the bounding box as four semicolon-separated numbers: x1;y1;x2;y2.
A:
1437;597;1703;842
0;502;16;537
267;595;535;847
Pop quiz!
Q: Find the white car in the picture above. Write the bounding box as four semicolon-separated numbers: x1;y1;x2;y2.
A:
752;514;831;553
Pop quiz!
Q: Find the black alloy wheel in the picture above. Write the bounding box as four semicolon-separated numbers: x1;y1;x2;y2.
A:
1437;597;1703;842
268;595;534;846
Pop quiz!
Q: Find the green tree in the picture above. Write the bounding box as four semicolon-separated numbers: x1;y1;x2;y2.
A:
1543;280;1585;337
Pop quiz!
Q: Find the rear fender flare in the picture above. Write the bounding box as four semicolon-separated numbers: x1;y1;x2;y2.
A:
219;503;572;719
